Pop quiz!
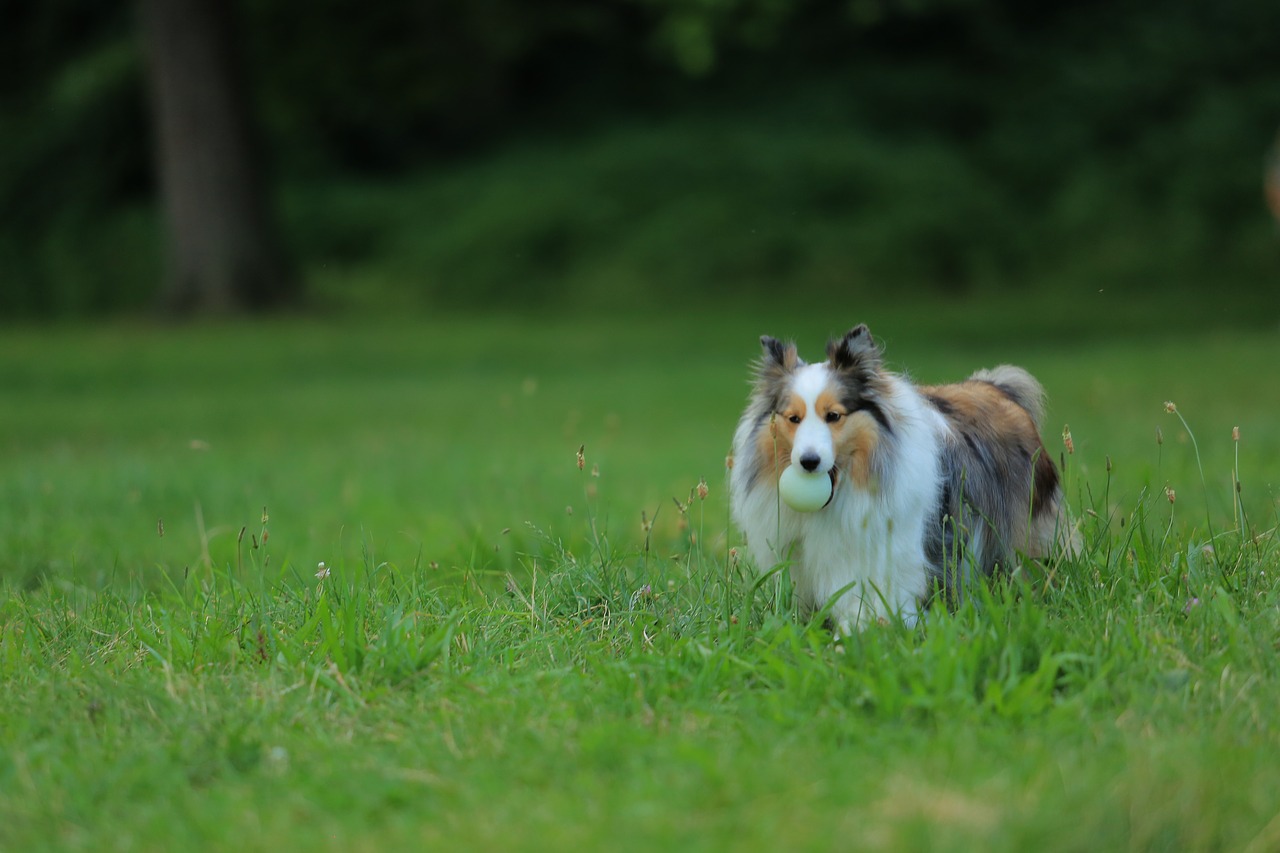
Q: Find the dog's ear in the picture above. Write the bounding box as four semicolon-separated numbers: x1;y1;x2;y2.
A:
759;335;799;372
827;324;881;374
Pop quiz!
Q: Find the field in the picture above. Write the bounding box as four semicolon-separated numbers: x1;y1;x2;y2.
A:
2;303;1279;851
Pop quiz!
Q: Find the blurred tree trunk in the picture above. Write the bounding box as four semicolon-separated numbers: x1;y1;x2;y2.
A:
138;0;296;314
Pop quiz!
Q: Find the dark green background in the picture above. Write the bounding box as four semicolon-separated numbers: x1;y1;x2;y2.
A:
4;0;1279;317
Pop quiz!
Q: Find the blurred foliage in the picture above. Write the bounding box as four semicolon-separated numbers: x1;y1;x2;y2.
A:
2;0;1279;317
1;5;156;315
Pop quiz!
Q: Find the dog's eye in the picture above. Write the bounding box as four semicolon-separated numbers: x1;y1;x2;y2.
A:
787;415;802;424
825;411;843;424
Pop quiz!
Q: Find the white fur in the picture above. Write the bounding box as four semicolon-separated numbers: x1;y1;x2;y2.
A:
790;364;836;471
731;369;950;632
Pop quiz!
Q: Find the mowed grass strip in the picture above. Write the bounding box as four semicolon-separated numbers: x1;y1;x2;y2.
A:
1;312;1278;850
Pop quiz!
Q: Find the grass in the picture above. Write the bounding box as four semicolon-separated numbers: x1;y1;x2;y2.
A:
2;304;1279;850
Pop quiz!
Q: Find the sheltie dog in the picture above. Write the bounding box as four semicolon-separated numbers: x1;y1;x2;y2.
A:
729;324;1071;632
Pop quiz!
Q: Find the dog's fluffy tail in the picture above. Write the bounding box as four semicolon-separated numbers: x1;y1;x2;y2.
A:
970;364;1047;429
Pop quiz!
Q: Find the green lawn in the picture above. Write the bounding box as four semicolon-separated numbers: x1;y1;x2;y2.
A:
2;305;1278;850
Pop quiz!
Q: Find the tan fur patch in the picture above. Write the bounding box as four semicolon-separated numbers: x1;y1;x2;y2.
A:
835;413;881;489
814;390;842;418
921;381;1038;440
755;394;805;480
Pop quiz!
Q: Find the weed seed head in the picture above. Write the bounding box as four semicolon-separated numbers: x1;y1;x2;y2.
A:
1232;426;1240;442
267;746;289;774
1062;424;1074;455
1156;426;1164;446
315;561;330;579
1163;401;1177;414
725;454;734;470
696;477;709;501
576;444;585;471
1165;486;1176;504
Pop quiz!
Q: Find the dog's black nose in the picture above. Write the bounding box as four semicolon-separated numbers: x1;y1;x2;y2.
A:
799;452;822;472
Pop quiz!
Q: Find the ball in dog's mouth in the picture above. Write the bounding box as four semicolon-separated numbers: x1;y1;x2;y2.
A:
778;464;836;512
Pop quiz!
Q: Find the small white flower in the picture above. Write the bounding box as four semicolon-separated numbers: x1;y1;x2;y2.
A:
315;561;330;580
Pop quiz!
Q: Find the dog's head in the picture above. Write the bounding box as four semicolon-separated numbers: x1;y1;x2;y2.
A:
752;324;890;491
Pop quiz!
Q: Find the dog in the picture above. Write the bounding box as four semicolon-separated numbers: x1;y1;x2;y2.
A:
729;323;1071;632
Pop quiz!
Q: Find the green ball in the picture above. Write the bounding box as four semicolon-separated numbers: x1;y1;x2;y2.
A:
778;465;832;512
